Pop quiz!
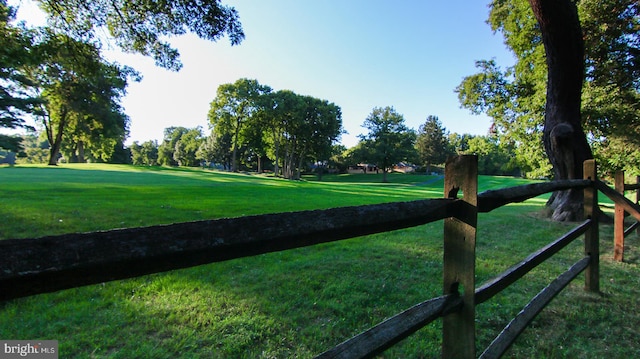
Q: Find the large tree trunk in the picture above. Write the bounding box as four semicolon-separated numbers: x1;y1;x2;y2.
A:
257;154;262;173
231;122;240;172
47;110;67;166
76;140;85;163
272;130;281;177
529;0;593;221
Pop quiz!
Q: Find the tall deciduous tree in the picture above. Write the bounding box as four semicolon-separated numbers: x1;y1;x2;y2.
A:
173;127;204;167
529;0;593;221
37;0;244;71
359;106;416;183
197;130;232;170
304;97;343;179
158;126;188;166
130;140;158;166
261;89;301;177
31;32;135;165
279;95;342;180
208;78;271;172
209;84;342;178
458;0;640;220
416;115;449;173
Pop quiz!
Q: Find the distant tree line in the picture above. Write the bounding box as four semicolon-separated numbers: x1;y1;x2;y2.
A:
201;78;344;179
12;99;522;179
344;109;521;180
127;78;345;180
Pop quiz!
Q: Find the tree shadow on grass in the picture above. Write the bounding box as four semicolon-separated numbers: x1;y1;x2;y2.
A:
1;204;638;357
0;224;448;358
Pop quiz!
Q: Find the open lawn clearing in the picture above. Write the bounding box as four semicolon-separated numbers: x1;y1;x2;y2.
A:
0;164;638;358
1;165;452;240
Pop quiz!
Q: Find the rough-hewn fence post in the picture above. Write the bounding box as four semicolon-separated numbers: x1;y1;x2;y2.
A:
614;170;625;262
583;159;599;292
443;155;478;359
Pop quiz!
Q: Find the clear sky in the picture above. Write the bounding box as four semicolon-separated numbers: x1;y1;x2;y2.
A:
12;0;514;148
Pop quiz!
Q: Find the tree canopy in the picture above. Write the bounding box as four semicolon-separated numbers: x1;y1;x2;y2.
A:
207;80;343;179
359;106;416;183
37;0;244;71
0;0;40;152
416;115;449;173
208;78;272;172
30;31;136;165
1;0;142;163
457;0;640;176
130;140;158;166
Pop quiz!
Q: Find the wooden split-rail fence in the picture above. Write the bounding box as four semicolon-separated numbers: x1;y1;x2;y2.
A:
1;156;639;358
612;171;640;262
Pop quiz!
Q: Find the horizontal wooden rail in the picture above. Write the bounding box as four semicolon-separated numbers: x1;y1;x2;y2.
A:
624;221;640;237
315;294;463;359
624;183;640;191
477;179;592;213
596;180;640;221
479;256;591;359
0;198;456;301
475;219;591;304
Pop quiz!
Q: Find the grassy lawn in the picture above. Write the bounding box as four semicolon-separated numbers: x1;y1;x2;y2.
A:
0;164;638;358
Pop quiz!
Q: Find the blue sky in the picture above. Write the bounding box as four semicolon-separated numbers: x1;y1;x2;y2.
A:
13;0;514;148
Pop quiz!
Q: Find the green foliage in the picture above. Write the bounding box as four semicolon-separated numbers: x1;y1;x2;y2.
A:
457;0;640;176
208;82;343;178
38;0;244;71
29;31;137;164
15;133;49;164
359;106;416;182
208;78;272;172
158;127;186;166
464;135;518;176
130;140;159;166
448;132;472;155
157;126;203;167
197;130;233;170
173;127;204;167
0;135;23;153
342;140;371;167
276;94;342;179
415;115;449;172
327;144;348;173
1;0;139;162
0;0;40;151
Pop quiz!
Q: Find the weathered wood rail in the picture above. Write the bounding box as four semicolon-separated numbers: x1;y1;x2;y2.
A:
0;156;635;358
0;198;456;301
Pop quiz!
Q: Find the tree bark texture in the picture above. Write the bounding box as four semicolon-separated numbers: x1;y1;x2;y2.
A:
47;109;67;166
529;0;593;221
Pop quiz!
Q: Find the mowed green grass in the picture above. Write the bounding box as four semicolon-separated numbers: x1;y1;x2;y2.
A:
0;164;639;358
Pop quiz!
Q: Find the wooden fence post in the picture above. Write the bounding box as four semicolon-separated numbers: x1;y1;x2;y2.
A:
443;155;478;359
636;176;639;236
583;159;599;292
614;170;625;262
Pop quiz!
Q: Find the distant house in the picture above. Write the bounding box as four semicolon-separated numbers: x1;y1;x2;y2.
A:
392;162;416;173
347;163;378;174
